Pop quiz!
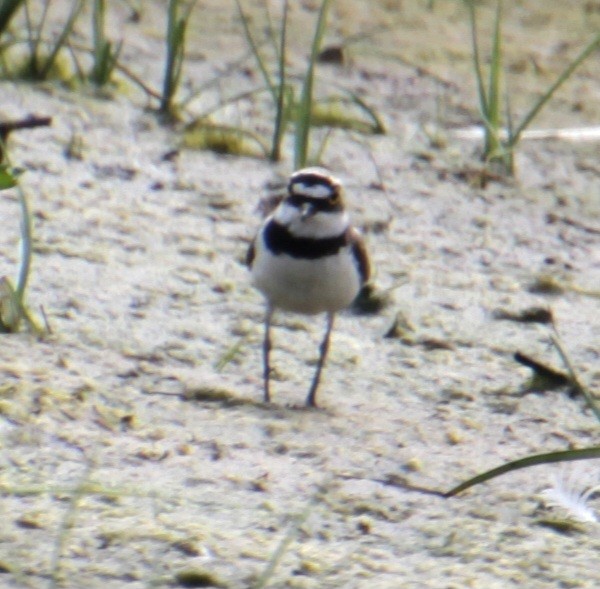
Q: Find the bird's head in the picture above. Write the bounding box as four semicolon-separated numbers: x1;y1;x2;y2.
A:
287;167;344;219
272;168;349;238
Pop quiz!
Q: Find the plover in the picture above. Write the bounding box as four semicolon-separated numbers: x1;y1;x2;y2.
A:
247;167;370;407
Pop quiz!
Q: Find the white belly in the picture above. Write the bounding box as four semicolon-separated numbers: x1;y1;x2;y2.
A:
251;247;361;315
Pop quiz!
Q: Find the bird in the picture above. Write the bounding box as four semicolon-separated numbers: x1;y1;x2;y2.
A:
247;167;370;407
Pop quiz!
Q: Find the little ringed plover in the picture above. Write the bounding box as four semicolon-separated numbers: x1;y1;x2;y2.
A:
247;167;370;407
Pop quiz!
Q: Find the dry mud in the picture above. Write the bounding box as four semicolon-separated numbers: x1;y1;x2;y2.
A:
0;1;599;588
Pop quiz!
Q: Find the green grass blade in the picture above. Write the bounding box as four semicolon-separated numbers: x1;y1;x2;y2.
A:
92;0;105;66
349;92;386;134
487;1;502;128
0;139;31;304
261;0;280;62
39;0;84;79
160;0;197;115
23;0;42;76
161;0;181;113
175;0;196;84
445;447;600;498
0;0;24;33
253;500;314;589
270;0;289;161
0;277;20;332
294;0;332;169
214;338;245;372
510;31;600;146
234;0;276;100
483;0;503;159
465;0;488;119
48;465;92;589
503;85;515;172
551;330;600;423
465;0;508;165
90;0;121;85
0;164;17;189
15;185;32;302
0;140;43;334
100;39;123;85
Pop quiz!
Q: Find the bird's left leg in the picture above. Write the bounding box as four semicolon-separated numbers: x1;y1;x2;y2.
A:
305;312;335;407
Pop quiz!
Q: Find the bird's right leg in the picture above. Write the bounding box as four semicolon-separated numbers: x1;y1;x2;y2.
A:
263;306;274;403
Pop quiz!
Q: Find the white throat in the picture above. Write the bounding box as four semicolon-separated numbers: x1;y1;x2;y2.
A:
273;201;349;238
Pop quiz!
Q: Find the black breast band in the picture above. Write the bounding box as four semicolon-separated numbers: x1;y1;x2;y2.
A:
263;221;348;259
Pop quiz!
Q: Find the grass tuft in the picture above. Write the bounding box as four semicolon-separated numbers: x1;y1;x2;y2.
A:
465;0;600;175
182;121;269;158
0;137;44;335
293;0;332;168
236;0;381;165
18;0;84;81
89;0;122;86
235;0;291;161
159;0;197;118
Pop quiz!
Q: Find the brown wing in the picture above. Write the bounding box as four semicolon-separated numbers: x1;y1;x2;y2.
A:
246;237;256;268
346;226;370;284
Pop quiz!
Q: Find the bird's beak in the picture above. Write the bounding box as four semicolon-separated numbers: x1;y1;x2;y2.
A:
300;203;316;220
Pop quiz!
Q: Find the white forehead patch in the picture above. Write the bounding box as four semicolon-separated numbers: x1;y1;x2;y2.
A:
290;182;333;199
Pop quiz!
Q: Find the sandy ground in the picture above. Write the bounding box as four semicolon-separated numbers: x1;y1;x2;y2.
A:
1;1;600;588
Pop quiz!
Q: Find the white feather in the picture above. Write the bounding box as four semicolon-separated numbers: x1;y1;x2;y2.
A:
540;466;600;524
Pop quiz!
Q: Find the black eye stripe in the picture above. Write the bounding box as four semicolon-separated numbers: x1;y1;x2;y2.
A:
298;177;324;186
288;195;327;207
